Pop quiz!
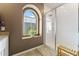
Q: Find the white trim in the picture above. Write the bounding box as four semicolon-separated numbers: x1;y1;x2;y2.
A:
12;44;43;56
22;35;41;40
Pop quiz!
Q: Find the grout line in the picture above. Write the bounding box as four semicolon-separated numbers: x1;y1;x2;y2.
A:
36;49;43;56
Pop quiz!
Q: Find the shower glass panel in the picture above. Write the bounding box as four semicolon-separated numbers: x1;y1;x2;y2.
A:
45;10;56;51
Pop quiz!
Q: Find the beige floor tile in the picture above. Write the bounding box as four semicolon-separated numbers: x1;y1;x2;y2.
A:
18;45;56;56
19;49;42;56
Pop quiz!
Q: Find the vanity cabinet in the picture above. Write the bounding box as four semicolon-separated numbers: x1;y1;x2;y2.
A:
0;32;9;56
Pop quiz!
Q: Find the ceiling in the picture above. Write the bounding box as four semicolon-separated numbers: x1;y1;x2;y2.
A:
44;3;64;13
44;3;63;9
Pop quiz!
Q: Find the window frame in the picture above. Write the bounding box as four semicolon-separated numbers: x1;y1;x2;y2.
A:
23;7;40;37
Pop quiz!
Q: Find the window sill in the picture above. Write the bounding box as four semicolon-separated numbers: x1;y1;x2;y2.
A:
22;35;41;40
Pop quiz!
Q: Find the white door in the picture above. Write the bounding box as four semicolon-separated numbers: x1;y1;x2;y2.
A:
45;10;56;51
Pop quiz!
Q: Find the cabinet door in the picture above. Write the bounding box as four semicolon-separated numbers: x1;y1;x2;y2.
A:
0;37;8;56
56;4;78;51
45;10;56;51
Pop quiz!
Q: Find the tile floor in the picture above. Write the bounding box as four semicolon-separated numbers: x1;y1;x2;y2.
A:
16;45;56;56
19;49;42;56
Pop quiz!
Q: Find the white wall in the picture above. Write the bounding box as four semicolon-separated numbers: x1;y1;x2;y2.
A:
56;3;78;51
44;4;51;14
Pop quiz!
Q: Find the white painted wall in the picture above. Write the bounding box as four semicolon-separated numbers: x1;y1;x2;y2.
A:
56;3;78;51
44;4;51;14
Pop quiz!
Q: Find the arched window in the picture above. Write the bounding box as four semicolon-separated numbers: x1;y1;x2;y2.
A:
22;4;42;38
23;8;39;37
22;4;43;38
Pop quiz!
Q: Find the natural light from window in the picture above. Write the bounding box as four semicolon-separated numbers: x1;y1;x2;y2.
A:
23;9;38;37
